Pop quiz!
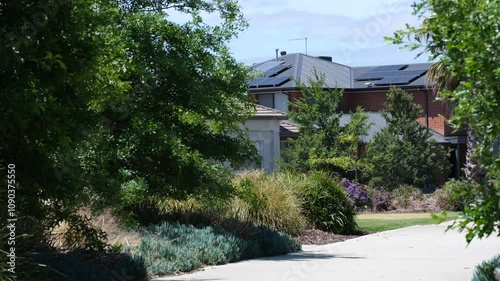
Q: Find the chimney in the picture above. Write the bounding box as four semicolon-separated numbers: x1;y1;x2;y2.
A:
318;56;333;62
275;49;279;61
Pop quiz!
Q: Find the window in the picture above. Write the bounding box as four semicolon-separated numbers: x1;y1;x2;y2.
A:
274;93;289;111
257;94;273;108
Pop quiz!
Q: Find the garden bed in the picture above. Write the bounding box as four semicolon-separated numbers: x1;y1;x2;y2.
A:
294;229;367;245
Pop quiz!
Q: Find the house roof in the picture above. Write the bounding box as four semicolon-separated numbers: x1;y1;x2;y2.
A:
350;63;434;90
253;104;287;119
249;53;351;91
248;53;434;92
279;120;300;137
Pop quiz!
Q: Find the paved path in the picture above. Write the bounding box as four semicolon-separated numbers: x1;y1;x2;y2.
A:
156;222;500;281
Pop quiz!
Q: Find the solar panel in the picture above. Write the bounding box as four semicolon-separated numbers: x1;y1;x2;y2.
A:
397;69;427;77
257;76;290;87
248;77;267;87
375;70;427;86
263;64;291;77
374;77;412;86
248;76;290;88
355;71;394;81
271;76;290;86
253;62;281;73
371;64;409;72
355;65;411;81
373;69;428;86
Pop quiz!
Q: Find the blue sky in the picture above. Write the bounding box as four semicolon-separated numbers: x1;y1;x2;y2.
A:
225;0;431;66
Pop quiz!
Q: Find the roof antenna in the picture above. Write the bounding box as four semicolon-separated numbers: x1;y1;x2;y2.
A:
289;37;308;54
275;49;279;61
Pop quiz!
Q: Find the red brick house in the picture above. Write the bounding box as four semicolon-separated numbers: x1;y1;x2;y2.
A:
248;53;466;179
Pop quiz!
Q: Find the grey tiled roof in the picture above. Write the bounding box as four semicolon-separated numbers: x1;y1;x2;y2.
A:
250;53;351;90
249;54;434;91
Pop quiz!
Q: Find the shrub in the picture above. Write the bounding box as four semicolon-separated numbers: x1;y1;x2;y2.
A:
158;197;227;228
253;225;301;257
472;254;500;281
130;223;241;275
433;179;479;211
138;171;307;236
365;87;451;190
35;247;148;281
296;171;357;234
340;178;371;210
231;170;308;236
129;222;300;276
390;185;424;210
365;186;391;211
0;221;52;281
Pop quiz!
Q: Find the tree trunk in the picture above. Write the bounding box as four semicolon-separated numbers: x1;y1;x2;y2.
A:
464;124;487;182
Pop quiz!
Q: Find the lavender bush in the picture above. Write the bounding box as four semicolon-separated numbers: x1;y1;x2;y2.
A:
340;178;391;211
340;178;370;210
372;191;391;211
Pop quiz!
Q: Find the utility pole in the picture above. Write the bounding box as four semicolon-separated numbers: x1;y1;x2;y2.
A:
289;37;308;54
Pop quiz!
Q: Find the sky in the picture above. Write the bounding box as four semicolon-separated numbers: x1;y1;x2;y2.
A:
224;0;431;66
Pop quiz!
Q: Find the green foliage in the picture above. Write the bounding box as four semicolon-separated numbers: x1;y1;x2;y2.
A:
252;225;301;257
296;172;357;234
279;71;371;176
231;171;308;235
472;254;500;281
129;222;300;276
0;0;257;257
0;220;51;281
126;170;308;236
452;180;500;242
366;87;450;189
132;223;240;275
387;0;500;241
390;185;424;210
34;248;148;281
433;179;479;211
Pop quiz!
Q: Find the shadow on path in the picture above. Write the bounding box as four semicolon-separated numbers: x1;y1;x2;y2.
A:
248;251;365;262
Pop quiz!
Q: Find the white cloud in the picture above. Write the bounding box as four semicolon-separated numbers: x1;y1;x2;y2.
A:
229;0;425;65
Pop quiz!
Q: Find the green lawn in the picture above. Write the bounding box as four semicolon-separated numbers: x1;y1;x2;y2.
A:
356;212;461;232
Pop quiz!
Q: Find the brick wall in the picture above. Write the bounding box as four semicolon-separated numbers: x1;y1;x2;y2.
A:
252;88;456;137
340;89;452;136
288;91;302;112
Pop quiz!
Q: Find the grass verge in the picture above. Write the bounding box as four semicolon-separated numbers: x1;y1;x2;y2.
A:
356;212;460;232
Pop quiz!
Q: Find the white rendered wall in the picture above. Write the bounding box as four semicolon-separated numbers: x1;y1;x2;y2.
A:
241;118;281;172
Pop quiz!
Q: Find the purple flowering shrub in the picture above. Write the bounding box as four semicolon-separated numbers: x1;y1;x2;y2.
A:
340;178;391;211
340;178;369;210
372;191;391;211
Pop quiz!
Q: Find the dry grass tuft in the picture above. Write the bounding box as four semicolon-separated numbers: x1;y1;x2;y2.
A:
49;209;142;250
231;170;308;236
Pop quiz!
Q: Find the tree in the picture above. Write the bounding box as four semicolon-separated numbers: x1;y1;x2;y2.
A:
0;0;256;240
279;71;371;177
365;87;450;190
387;0;499;241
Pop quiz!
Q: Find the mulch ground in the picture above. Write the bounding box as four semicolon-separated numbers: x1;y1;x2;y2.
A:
294;229;369;245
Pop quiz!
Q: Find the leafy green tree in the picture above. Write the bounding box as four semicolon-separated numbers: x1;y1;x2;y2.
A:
366;87;450;190
0;0;256;240
279;71;371;177
387;0;499;241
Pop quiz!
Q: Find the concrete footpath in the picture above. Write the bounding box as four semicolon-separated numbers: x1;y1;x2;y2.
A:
156;222;500;281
